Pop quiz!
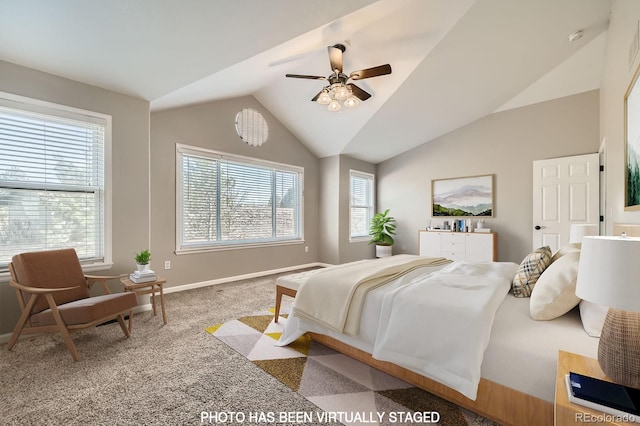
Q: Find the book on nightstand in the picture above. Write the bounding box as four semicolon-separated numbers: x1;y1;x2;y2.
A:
565;373;640;422
129;270;157;283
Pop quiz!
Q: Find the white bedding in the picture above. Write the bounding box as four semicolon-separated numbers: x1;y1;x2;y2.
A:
276;261;600;403
372;261;517;400
278;260;519;400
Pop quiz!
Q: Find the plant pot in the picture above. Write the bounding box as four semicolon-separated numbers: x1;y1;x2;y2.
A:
137;263;150;272
376;245;392;258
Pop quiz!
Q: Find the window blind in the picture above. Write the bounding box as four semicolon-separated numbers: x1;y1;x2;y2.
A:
350;170;374;238
177;145;302;251
0;105;105;266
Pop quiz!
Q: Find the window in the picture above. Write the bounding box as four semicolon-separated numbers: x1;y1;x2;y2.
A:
350;170;375;241
0;93;111;271
176;144;303;253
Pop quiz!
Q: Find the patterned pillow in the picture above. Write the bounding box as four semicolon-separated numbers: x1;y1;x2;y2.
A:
512;246;552;297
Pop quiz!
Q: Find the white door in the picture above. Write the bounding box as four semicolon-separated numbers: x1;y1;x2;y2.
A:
532;153;599;251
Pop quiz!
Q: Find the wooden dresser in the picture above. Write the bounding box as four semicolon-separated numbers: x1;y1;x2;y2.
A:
418;230;497;261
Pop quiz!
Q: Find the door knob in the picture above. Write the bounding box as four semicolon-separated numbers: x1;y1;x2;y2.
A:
534;225;542;230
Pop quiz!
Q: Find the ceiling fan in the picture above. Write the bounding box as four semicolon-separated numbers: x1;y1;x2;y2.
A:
285;44;392;111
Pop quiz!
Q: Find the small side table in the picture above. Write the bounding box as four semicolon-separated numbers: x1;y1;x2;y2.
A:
555;350;635;425
120;276;168;332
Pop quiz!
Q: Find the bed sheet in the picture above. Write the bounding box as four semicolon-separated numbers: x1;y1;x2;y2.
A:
276;263;600;402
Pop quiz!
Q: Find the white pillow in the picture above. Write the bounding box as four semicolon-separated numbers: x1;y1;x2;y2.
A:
550;242;581;264
579;300;608;337
530;251;581;320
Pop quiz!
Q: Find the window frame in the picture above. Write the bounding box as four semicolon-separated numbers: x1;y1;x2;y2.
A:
0;91;112;277
175;143;304;254
349;169;375;243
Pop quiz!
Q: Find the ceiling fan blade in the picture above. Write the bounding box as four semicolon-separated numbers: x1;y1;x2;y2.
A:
348;83;371;101
285;74;327;80
328;45;343;73
349;64;392;80
311;90;324;102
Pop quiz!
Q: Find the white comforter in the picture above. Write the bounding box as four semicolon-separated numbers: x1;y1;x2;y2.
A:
277;260;519;401
372;261;518;400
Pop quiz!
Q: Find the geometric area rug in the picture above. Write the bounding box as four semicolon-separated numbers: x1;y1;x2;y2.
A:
206;309;498;426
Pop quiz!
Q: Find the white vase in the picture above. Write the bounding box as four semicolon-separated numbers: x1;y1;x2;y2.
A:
137;263;150;272
376;245;392;258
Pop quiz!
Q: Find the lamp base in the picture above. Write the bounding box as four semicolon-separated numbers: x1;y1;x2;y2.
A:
598;308;640;389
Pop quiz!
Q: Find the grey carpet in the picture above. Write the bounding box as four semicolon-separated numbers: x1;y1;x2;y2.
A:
0;270;497;425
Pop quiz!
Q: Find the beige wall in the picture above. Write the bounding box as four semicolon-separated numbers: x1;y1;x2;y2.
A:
319;156;340;264
377;90;600;264
600;0;640;232
0;60;150;334
318;155;376;264
149;96;319;286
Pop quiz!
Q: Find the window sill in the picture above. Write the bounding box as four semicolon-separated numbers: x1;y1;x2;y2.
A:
175;239;304;255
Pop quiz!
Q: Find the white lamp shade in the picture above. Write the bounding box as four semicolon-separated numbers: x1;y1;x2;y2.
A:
575;236;640;312
569;223;598;243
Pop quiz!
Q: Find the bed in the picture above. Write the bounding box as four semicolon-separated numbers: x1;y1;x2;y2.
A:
276;246;602;426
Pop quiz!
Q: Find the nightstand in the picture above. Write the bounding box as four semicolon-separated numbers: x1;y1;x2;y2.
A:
555;350;635;425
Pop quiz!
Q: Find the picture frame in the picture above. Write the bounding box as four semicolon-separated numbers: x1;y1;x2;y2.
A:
625;61;640;211
431;174;494;217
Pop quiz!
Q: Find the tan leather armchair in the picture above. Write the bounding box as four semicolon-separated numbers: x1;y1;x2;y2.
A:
7;248;137;361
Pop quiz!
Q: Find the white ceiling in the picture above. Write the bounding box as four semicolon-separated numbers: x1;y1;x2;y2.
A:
0;0;612;163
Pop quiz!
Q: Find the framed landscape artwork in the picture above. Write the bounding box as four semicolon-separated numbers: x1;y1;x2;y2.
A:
432;174;494;217
625;61;640;211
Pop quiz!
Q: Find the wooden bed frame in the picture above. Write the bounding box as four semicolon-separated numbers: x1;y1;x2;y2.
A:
298;224;640;425
308;332;552;426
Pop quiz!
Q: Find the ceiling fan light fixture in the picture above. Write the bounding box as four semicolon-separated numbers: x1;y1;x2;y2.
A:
333;84;351;100
344;96;359;108
327;100;341;112
317;90;332;105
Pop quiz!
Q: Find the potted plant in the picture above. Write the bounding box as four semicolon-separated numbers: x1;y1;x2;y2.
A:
134;249;151;272
369;209;396;258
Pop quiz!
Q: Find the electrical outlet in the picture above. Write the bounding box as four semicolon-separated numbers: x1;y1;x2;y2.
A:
164;260;171;270
305;246;309;253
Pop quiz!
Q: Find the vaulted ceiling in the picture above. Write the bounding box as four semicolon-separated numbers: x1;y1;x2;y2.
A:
0;0;612;163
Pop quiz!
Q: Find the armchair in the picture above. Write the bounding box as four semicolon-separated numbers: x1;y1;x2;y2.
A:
7;248;137;361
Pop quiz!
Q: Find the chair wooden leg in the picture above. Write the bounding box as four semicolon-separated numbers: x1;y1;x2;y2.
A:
45;294;79;362
128;309;134;333
117;314;131;338
7;294;39;351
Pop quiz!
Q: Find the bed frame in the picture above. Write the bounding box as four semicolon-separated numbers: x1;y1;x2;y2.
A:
308;332;552;426
300;224;640;425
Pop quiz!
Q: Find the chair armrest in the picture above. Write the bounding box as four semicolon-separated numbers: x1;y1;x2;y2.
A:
9;280;79;294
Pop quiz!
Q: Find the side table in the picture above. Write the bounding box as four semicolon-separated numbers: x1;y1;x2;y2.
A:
120;276;168;332
555;350;635;425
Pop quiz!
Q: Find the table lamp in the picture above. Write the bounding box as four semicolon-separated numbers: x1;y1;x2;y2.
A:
569;223;599;244
575;235;640;388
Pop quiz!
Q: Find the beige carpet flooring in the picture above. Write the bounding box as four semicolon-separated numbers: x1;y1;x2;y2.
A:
0;270;498;425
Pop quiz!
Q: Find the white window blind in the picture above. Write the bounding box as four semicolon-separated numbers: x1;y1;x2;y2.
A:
350;170;375;239
177;144;303;252
0;101;107;268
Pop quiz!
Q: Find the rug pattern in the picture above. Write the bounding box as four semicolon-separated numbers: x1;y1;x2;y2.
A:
207;308;497;426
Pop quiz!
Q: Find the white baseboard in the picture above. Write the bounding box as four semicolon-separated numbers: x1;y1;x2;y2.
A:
0;262;328;344
162;262;328;294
